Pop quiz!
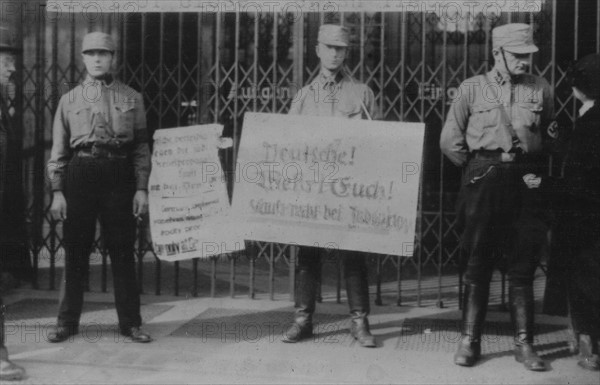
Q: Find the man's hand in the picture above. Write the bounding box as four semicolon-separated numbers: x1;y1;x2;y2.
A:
133;190;149;220
50;191;67;221
522;173;542;189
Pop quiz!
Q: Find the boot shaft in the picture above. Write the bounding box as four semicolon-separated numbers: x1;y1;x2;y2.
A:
461;283;490;341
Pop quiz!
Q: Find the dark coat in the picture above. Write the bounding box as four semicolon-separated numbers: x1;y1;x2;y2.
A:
542;103;600;315
0;93;31;282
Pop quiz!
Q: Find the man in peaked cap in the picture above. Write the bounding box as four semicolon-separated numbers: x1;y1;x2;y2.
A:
282;24;379;347
440;23;556;370
47;31;152;344
0;25;27;381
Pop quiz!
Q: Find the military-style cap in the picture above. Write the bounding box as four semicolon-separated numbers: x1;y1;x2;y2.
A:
81;32;116;53
0;26;21;53
492;23;538;54
567;53;600;99
318;24;350;47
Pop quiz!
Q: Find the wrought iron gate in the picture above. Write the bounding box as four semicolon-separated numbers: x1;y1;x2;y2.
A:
8;0;599;307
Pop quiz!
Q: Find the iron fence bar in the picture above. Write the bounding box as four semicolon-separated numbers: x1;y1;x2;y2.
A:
396;256;402;306
271;11;278;113
136;14;147;294
38;11;50;290
100;251;107;293
360;12;365;83
572;1;579;131
597;0;600;53
174;261;180;296
289;241;296;302
316;256;323;303
249;253;255;299
269;243;275;300
192;258;198;297
177;13;183;127
229;255;236;297
253;11;259;113
191;13;204;297
416;11;426;307
210;257;217;297
437;13;448;310
215;11;221;124
379;13;385;118
400;12;406;120
336;253;341;303
375;255;382;305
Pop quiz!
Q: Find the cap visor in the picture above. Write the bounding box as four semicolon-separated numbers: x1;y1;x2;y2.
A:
503;45;539;54
318;40;349;47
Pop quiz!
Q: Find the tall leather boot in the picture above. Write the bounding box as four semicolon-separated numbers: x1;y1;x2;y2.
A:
345;254;376;348
282;255;317;343
454;283;489;366
0;305;25;381
509;285;546;371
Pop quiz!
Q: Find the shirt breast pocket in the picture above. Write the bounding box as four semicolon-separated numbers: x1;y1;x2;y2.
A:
516;102;543;131
337;100;362;119
69;105;92;135
471;103;503;129
114;103;135;135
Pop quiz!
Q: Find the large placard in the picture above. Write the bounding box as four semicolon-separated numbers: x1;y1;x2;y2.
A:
232;112;424;256
148;125;243;261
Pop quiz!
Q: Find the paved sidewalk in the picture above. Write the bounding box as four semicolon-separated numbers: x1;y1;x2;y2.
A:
2;288;598;385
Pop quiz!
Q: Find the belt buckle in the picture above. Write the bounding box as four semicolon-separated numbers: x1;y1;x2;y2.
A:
500;152;516;162
91;146;108;158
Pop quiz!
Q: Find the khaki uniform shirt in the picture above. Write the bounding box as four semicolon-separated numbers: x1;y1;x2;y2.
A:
440;70;554;167
289;71;378;120
48;75;150;191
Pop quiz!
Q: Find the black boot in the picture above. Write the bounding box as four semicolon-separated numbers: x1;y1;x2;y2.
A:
345;253;376;348
350;312;376;347
282;253;317;343
577;334;600;371
454;283;489;367
510;285;546;371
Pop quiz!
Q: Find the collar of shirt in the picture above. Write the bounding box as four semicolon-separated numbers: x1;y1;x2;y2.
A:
491;70;513;86
318;70;344;89
84;74;116;88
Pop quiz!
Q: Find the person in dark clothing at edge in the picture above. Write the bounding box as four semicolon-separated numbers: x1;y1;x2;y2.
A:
0;24;29;381
440;23;556;371
0;26;31;381
282;24;379;348
523;53;600;372
46;32;152;344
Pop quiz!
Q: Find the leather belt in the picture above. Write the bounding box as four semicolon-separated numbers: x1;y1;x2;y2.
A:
472;150;520;163
76;147;127;159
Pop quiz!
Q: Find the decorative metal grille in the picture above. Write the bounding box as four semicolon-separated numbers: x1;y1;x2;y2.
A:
12;1;598;307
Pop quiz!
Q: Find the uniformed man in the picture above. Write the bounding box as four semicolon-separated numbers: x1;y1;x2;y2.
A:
440;23;554;370
47;32;151;343
0;24;26;382
282;24;378;347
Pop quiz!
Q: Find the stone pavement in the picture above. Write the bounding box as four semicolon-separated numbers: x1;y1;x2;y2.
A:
2;288;599;385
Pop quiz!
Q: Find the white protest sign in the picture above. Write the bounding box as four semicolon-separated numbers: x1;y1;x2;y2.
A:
148;124;243;261
231;112;424;256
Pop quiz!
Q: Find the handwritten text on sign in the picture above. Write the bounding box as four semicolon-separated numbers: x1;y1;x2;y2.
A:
232;113;424;256
148;124;243;261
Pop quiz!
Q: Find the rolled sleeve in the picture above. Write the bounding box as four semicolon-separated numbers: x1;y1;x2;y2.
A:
440;84;470;167
47;95;72;191
132;93;150;191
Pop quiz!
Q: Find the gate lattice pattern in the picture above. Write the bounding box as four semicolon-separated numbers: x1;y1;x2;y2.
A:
10;0;598;307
